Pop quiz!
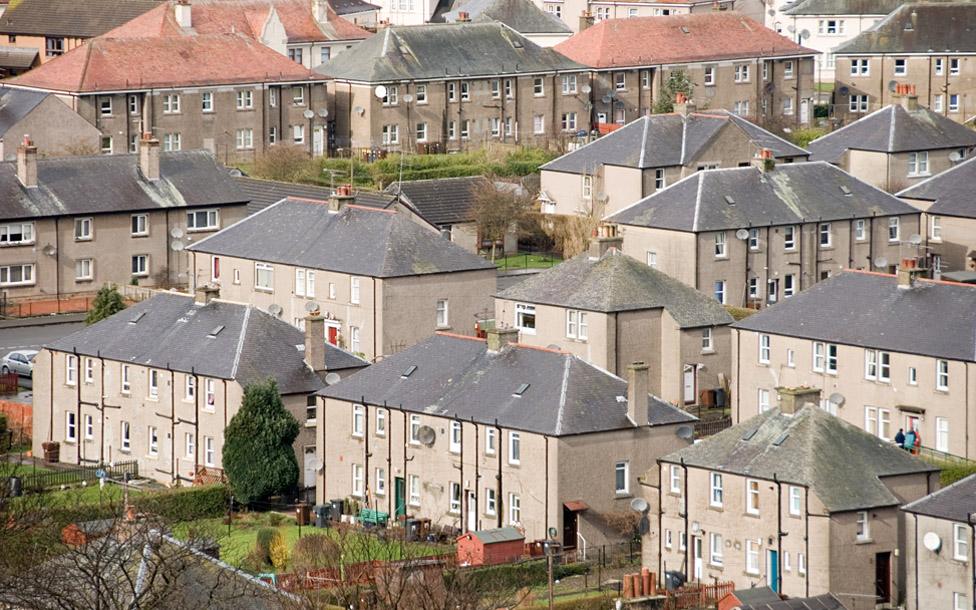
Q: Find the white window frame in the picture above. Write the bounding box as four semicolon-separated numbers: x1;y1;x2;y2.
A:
148;426;158;456
615;461;629;495
709;472;723;507
255;262;273;292
375;408;386;436
702;328;713;352
758;334;771;364
121;421;131;451
953;523;969;561
185;375;195;401
352;404;364;438
709;532;723;566
351;463;364;497
409;414;421;445
789;486;801;516
187;209;220;232
745;539;760;574
508;431;520;465
350;276;361;304
375;467;386;496
449;421;461;454
936;417;950;453
148;369;159;399
508;492;521;525
485;488;497;515
937;359;949;391
449;482;461;513
409;474;420;506
670;465;681;494
65;411;77;442
856;510;870;541
515;303;536;334
714;231;728;258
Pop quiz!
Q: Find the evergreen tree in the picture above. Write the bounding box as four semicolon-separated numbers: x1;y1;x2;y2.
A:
85;285;126;325
653;70;695;114
223;380;300;504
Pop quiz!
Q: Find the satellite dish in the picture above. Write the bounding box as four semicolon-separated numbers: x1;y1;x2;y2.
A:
303;109;315;119
170;226;185;239
318;108;329;118
949;150;964;162
416;425;436;447
601;94;612;104
838;86;850;96
735;228;750;240
373;85;388;99
268;303;283;317
828;392;845;407
787;24;795;33
170;241;185;252
402;94;414;103
630;497;649;513
228;168;244;177
923;531;942;552
676;425;694;440
581;84;592;94
41;244;57;257
353;106;365;116
909;233;923;245
799;29;810;40
325;372;341;386
888;80;898;93
874;256;889;269
304;300;321;314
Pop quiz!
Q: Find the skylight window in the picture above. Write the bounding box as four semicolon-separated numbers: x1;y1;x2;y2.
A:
741;428;758;441
401;365;417;379
724;195;735;205
773;432;790;446
207;325;225;338
513;383;530;397
840;185;852;196
128;312;146;324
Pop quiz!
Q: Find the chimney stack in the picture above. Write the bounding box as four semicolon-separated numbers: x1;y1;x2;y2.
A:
627;361;650;426
673;92;696;117
896;83;919;112
588;223;623;260
195;284;219;305
304;313;328;378
311;0;329;22
139;133;160;181
579;10;594;31
777;386;820;415
16;135;37;189
897;257;927;289
486;326;518;352
457;10;470;21
752;148;775;173
329;184;354;211
175;0;192;28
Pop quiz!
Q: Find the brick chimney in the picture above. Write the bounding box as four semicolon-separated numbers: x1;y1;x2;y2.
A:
486;326;518;352
752;148;775;173
139;133;160;182
627;361;650;426
194;284;219;305
456;10;470;21
329;184;354;211
175;0;192;28
896;83;919;112
588;223;623;260
304;313;328;377
897;256;927;289
16;135;37;189
777;386;820;415
673;92;696;117
579;10;594;31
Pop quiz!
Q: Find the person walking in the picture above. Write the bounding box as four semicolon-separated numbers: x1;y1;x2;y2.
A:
903;428;916;452
894;428;905;446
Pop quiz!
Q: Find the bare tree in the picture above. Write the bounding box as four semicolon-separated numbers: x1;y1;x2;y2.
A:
471;179;533;261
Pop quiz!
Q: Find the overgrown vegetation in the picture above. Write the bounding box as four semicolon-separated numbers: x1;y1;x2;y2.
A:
85;285;126;325
932;460;976;486
725;305;758;321
653;70;694;114
132;484;228;522
787;127;828;149
472;179;534;261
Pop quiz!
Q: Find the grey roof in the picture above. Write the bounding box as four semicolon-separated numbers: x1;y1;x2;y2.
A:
470;527;525;543
0;0;161;37
188;197;495;278
317;22;585;82
783;0;907;16
329;0;380;15
942;270;976;283
834;3;976;55
319;333;695;436
609;161;916;232
438;0;572;34
234;175;397;215
45;293;366;394
542;112;808;174
740;594;849;610
0;86;47;137
897;155;976;218
733;587;780;604
496;249;733;327
0;151;248;221
386;176;526;226
0;46;38;70
902;473;976;522
661;405;937;512
808;104;976;163
732;270;976;362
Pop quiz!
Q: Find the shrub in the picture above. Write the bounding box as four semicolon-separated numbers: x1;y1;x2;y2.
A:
256;527;276;564
133;484;228;522
938;462;976;486
266;512;287;527
291;534;340;574
268;530;289;570
86;285;126;325
552;594;614;610
787;127;828;149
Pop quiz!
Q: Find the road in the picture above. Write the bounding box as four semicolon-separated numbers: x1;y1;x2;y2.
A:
0;321;85;354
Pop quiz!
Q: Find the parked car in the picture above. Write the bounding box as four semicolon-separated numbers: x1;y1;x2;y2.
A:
1;350;37;376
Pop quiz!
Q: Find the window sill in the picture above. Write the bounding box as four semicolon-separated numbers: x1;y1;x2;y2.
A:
255;288;274;294
743;511;760;519
0;243;36;248
131;234;149;239
701;349;715;355
119;448;131;454
615;493;632;499
146;396;159;402
75;238;93;243
708;504;724;512
146;454;158;460
64;439;77;445
855;538;873;545
305;421;316;428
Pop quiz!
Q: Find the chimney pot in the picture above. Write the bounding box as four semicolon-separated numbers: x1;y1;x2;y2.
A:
776;386;820;415
752;148;775;172
673;94;696;117
304;313;328;377
194;284;219;305
897;257;927;288
139;133;161;181
589;223;624;259
627;361;650;426
486;326;518;352
329;184;354;211
16;136;37;189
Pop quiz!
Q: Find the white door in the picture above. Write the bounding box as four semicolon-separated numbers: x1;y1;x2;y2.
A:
467;491;477;532
683;365;696;404
303;446;317;488
800;99;810;124
692;537;703;581
313;126;324;157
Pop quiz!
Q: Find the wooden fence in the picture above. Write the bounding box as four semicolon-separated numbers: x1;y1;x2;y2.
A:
663;581;736;609
0;373;19;394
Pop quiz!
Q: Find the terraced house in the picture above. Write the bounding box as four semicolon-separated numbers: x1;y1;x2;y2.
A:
317;22;590;152
553;14;818;129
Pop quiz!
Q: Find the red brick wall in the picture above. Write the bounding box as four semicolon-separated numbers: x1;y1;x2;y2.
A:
0;400;32;440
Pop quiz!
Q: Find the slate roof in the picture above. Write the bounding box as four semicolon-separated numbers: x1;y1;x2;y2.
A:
808;104;976;163
330;0;381;15
438;0;572;34
0;151;247;221
387;176;487;225
188;197;496;278
733;587;780;604
902;473;976;522
45;293;368;393
542;111;808;174
0;0;160;38
470;527;525;543
834;3;976;55
0;86;47;137
319;333;696;436
234;176;398;214
608;161;916;232
0;46;38;70
782;0;905;16
732;270;976;362
897;155;976;219
740;594;849;610
554;14;816;69
497;249;733;328
317;22;586;82
661;405;937;512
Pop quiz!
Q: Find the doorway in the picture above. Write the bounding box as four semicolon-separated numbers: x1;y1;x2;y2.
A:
875;552;891;603
562;506;578;549
800;99;810;124
326;322;340;346
466;490;477;532
394;477;406;518
313;126;325;156
692;536;703;581
683;365;696;405
768;549;779;592
303;446;316;489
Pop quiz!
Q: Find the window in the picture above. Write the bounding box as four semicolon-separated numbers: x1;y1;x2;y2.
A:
930;215;942;241
955;593;969;610
459;82;469;102
818;18;844;34
936;417;950;453
783;98;794;115
352;464;364;497
950;58;961;76
74;217;93;241
0;222;34;246
99;97;113;116
950;94;960;112
566;310;588;340
748;228;760;251
415;84;427;104
614;72;626;91
205;379;215;408
703;66;715;86
375;467;386;495
934;94;944;112
0;264;33;287
533;77;544;96
121;421;131;451
714;232;727;258
864;406;891;439
789;486;801;515
709;472;723;507
734;64;750;82
784;551;791;572
954;523;969;561
352;405;364;437
784;274;796;298
235;128;254;150
163;132;181;152
127;214;149;237
449;482;461;513
415;122;427;143
797;552;806;574
851;218;866;241
504;79;513;99
45;36;64;57
749;277;760;300
784;60;795;77
533;115;545;135
908;152;929;177
825;344;838;373
878;351;891;381
447;82;457;102
74;258;93;281
713;281;726;304
490;79;501;99
758;389;770;413
746;479;760;514
936;58;945;75
255;262;273;292
893;58;907;76
328;282;336;299
849;95;869;113
745;540;760;574
865;349;878;380
561;74;577;94
148;369;159;398
733;100;749;116
292;86;305;105
350;277;361;304
856;511;870;541
615;461;629;494
508;493;521;524
382;85;398;106
187;209;219;233
84;358;94;384
787;349;795;367
582;175;592;199
409;414;421;444
486;428;496;455
819;222;831;247
287;48;303;64
779;225;797;251
561;112;577;131
758;334;771;364
665;530;673;548
408;475;420;505
646;251;657;267
508;431;520;464
850;58;870;76
490;117;501;137
100;136;113;154
701;328;713;352
121;364;131;393
65;355;77;386
485;488;496;515
293;124;305;143
269;126;277;144
236;90;254;110
654;169;666;190
350;326;360;353
148;426;158;455
374;408;385;436
447;121;457;140
163;94;181;114
709;533;723;566
670;465;681;494
381;124;399;145
640;70;651;89
515;303;536;333
449;421;461;453
812;342;827;372
84;414;94;440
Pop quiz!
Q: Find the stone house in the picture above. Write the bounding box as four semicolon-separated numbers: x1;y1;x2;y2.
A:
731;268;976;459
33;289;367;488
539;106;809;219
607;157;920;308
651;390;940;609
553;14;818;130
316;328;696;549
495;228;734;406
187;194;497;361
0;87;102;159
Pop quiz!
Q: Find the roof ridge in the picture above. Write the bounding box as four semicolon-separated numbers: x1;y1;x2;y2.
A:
898;153;976;197
229;304;251;379
554;354;572;434
691;171;705;232
902;472;976;513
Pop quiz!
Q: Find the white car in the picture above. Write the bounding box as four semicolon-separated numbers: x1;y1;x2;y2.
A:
1;350;37;377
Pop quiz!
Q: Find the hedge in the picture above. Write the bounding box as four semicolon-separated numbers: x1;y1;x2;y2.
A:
458;559;590;591
133;484;229;522
550;594;615;610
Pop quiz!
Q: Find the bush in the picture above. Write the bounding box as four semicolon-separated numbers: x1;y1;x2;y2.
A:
938;462;976;486
461;559;590;591
256;527;276;564
266;512;287;527
291;534;340;574
268;530;289;570
787;127;828;149
133;484;228;522
86;285;126;325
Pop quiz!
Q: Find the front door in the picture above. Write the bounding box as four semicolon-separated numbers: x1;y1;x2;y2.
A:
683;365;696;404
562;506;578;549
768;549;779;592
800;99;810;124
692;536;703;581
466;490;477;532
327;324;339;346
875;552;891;603
313;126;325;157
303;446;316;488
394;477;406;518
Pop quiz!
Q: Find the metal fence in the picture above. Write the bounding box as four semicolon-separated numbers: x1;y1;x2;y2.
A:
0;295;93;318
9;460;139;492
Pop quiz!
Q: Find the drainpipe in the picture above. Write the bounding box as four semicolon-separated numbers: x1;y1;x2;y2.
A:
472;418;479;530
192;368;199;476
657;466;664;576
54;217;61;309
372;280;378;360
804;484;810;597
73;348;81;464
681;457;689;580
169;364;175;484
868;214;875;271
386;402;392;517
544;435;549;540
969;513;975;610
496;418;503;528
363;395;370;507
797;221;804;291
774;473;784;594
457;415;464;532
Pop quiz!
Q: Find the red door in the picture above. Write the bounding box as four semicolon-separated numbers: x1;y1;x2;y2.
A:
327;326;338;345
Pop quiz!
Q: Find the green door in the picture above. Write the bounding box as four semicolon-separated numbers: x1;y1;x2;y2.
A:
394;477;406;518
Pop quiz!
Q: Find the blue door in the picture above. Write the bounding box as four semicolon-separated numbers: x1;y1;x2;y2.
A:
768;549;779;592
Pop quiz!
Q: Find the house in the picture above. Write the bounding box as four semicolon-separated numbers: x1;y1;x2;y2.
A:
779;0;904;84
553;14;818;129
186;195;497;361
317;22;590;152
902;474;976;610
456;527;525;566
832;3;976;124
438;0;572;47
385;176;522;254
0;0;159;65
234;175;398;214
717;587;779;610
539;106;809;219
606;157;920;308
33;288;367;487
316;328;697;547
897;155;976;275
495;227;734;406
7;1;330;162
651;389;939;608
731;268;976;459
0;87;102;159
533;0;753;34
0;136;250;303
808;90;976;192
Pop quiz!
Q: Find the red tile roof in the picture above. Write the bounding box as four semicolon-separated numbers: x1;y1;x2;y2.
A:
554;14;817;69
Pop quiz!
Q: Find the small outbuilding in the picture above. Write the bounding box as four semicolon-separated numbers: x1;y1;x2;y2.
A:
718;586;779;610
456;527;525;567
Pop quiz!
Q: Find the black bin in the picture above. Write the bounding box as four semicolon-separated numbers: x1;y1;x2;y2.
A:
405;518;420;541
314;504;331;528
330;498;344;519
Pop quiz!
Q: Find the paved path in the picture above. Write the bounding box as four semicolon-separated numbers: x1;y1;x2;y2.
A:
0;319;85;353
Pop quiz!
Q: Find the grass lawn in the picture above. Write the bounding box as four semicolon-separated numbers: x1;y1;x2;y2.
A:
10;481;141;510
523;588;612;607
494;252;562;270
0;461;54;477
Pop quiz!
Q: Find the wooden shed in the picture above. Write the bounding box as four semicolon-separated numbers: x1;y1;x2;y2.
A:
456;527;525;567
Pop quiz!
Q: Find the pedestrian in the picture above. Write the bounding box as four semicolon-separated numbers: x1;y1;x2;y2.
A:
894;428;905;446
913;429;922;455
903;428;916;452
